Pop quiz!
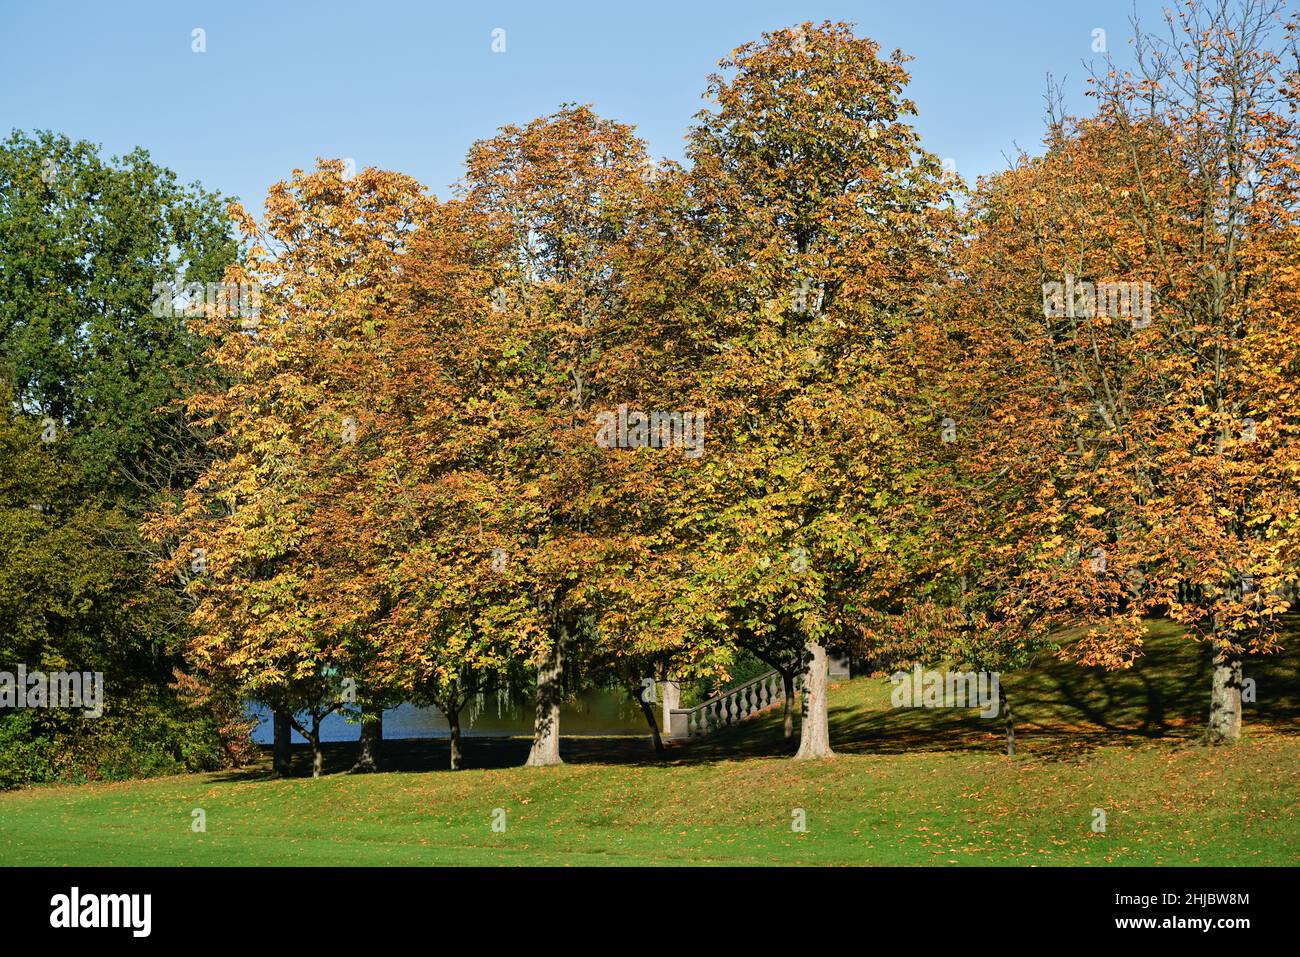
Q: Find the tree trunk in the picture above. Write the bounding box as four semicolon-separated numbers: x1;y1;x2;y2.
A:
660;678;680;739
1000;686;1015;756
525;637;564;767
781;670;795;740
272;709;293;776
794;642;834;760
309;720;323;778
448;706;464;771
350;708;382;773
1205;648;1243;745
638;692;665;757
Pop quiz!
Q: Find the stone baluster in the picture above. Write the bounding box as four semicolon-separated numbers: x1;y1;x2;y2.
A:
670;669;801;741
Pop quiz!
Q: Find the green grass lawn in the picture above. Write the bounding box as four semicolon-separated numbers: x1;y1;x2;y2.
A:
2;621;1297;866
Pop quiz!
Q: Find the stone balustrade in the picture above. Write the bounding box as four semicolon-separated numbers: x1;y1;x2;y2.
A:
666;670;801;739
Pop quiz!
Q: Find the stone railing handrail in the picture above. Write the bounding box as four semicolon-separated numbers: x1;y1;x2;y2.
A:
666;669;801;739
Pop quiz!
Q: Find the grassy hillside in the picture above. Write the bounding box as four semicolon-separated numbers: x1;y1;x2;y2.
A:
1;621;1296;866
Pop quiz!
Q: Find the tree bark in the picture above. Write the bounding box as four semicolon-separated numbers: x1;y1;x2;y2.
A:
1000;686;1015;756
272;709;292;776
781;669;795;740
448;706;464;771
525;637;564;767
638;692;665;757
350;708;382;773
794;642;835;760
1205;648;1243;745
308;720;323;778
660;678;680;739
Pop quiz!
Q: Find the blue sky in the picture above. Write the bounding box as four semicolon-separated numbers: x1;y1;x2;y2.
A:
2;1;1169;211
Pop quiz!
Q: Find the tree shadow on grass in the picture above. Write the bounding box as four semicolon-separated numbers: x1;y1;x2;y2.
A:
827;631;1300;760
209;735;670;781
210;621;1300;779
679;626;1300;763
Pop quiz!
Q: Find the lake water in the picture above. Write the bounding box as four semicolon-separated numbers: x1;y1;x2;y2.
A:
248;687;653;744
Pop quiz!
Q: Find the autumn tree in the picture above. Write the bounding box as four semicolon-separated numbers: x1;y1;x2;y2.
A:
149;161;431;776
929;0;1300;745
344;198;547;771
444;105;657;767
663;22;953;758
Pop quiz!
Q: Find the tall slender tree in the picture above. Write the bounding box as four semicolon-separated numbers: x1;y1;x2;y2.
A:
448;106;654;767
669;22;954;758
149;161;431;776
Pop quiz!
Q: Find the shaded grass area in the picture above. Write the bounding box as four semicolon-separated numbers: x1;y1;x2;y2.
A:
1;620;1296;866
694;618;1300;761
